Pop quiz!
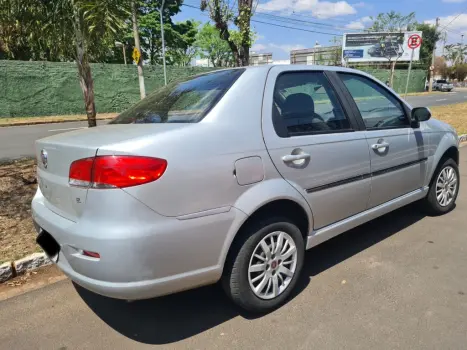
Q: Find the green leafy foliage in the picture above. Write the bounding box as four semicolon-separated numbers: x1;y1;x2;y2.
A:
201;0;256;66
196;23;234;66
369;11;416;32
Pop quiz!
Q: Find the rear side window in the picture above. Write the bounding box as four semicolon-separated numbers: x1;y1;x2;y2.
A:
110;69;244;124
339;73;408;129
272;72;351;137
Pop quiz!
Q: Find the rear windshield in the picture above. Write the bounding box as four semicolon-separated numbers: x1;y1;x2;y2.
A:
109;69;244;124
437;80;448;83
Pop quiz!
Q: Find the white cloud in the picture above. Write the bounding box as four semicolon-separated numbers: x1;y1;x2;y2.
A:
425;14;467;32
258;0;357;19
345;16;372;30
251;43;268;51
353;1;366;7
442;0;465;3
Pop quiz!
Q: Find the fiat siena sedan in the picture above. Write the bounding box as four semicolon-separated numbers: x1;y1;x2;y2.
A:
33;65;460;313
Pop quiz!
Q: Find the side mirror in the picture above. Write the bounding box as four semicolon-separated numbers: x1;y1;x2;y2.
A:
412;107;431;122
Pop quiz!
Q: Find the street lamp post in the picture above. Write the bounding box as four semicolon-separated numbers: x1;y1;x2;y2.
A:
159;0;167;86
115;41;127;65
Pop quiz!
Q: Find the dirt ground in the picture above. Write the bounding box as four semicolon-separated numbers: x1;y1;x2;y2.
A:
0;264;65;301
0;158;39;263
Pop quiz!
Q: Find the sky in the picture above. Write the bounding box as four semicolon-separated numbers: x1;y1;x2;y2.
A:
175;0;467;60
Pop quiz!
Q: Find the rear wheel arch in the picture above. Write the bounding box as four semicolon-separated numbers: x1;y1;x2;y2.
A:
222;199;310;275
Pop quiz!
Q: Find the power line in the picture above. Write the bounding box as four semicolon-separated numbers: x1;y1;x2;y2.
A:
251;19;344;35
255;12;362;32
182;3;346;36
438;8;467;32
183;1;356;32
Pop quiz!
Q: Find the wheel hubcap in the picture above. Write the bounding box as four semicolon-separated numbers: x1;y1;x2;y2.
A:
248;231;298;300
436;166;457;207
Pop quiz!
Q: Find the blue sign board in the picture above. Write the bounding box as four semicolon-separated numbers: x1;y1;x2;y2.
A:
343;50;364;58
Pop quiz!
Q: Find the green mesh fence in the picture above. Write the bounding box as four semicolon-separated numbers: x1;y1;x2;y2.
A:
0;61;426;118
0;61;215;118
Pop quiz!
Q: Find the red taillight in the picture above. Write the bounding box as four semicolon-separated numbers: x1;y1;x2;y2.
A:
69;157;94;187
69;156;167;189
82;250;100;259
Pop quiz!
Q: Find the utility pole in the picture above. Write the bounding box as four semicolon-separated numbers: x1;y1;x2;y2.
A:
132;0;146;99
159;0;167;85
429;17;440;92
461;34;465;64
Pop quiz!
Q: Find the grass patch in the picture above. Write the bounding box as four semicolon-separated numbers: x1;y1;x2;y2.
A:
404;91;444;97
0;158;38;264
430;102;467;135
0;113;118;127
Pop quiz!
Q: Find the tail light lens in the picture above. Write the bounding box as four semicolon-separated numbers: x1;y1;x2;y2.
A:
69;156;167;189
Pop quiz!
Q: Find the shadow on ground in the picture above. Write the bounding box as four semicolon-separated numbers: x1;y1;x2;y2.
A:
76;203;426;345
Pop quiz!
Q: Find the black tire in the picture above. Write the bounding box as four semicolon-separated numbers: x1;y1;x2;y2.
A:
222;217;305;313
424;158;460;215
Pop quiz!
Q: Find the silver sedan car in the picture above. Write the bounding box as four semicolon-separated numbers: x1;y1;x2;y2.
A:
32;65;460;313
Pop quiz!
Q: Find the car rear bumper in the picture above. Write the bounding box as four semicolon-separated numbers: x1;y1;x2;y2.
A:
32;188;246;300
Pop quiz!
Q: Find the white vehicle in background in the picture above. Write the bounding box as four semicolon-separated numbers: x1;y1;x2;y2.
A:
433;79;454;92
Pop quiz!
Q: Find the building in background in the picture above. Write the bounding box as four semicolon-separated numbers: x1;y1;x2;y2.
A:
290;43;342;66
250;52;273;66
192;58;213;67
272;59;290;65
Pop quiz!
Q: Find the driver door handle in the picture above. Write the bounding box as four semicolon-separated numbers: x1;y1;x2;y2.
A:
282;153;311;162
371;142;390;150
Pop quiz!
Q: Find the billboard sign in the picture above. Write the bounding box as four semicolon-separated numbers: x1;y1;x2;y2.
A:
342;32;422;62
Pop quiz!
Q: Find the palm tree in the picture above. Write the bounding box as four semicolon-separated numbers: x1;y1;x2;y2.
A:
444;43;467;65
47;0;130;127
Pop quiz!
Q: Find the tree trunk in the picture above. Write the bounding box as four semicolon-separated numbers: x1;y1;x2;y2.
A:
389;61;396;88
73;8;96;127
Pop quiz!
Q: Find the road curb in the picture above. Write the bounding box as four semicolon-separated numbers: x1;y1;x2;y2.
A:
0;253;52;283
0;118;114;128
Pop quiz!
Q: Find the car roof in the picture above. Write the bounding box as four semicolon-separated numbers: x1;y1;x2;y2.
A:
241;64;368;76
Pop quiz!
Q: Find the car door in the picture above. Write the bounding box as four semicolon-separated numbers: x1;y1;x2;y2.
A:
337;72;427;208
262;66;371;230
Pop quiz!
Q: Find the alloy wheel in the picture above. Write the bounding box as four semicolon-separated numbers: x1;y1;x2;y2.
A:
248;231;298;300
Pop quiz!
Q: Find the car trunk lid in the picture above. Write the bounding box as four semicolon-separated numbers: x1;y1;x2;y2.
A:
35;124;187;222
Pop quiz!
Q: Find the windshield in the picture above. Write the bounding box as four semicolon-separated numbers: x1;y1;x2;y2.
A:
437;80;449;84
109;69;244;124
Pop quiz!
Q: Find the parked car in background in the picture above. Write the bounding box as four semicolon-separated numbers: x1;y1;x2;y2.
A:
433;79;454;92
32;65;460;313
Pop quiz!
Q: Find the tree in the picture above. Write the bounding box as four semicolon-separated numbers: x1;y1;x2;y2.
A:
414;22;441;67
369;11;416;32
444;43;467;65
434;56;448;78
196;23;234;66
46;0;130;126
455;63;467;81
329;36;343;66
200;0;256;66
167;20;200;66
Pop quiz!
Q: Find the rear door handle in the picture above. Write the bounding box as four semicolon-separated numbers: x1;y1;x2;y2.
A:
282;154;311;162
371;142;390;150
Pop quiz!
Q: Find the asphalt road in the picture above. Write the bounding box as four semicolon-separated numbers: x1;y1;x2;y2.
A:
0;149;466;349
0;90;466;160
405;89;467;107
0;120;107;161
